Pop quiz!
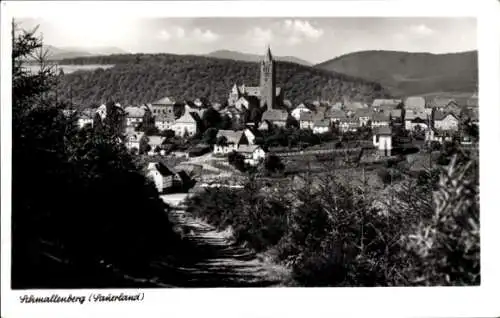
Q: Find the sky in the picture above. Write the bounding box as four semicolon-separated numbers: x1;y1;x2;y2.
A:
17;17;477;64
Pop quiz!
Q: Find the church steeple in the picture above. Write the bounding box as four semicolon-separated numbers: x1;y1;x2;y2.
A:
260;45;276;110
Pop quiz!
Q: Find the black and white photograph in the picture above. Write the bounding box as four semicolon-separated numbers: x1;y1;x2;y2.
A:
1;1;499;317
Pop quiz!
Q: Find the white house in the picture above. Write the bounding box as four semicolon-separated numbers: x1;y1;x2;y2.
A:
125;106;146;127
292;103;313;121
373;126;392;156
299;112;314;130
154;114;175;132
77;108;95;128
171;108;200;137
405;110;429;131
434;111;459;131
236;145;267;166
147;136;167;155
125;131;145;151
312;119;330;134
235;96;250;112
338;118;360;132
213;130;247;155
146;162;178;193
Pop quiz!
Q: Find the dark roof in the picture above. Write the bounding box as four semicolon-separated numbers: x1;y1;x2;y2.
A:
374;126;392;135
151;162;176;176
313;119;330;127
372;112;390;122
372;99;401;107
325;109;347;119
216;130;245;144
434;111;458;121
352;108;374;118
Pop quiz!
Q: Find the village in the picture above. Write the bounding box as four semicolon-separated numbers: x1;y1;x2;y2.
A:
65;47;479;195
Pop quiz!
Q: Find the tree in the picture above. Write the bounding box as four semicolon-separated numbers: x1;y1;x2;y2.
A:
201;107;221;130
202;127;218;145
216;135;228;146
264;154;285;175
228;151;246;171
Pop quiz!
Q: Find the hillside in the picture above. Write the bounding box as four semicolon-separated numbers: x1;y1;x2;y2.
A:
315;50;478;97
53;53;390;107
45;45;128;60
206;50;312;66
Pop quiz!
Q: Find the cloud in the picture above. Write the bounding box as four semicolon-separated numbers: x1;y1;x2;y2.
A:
192;28;220;43
283;19;324;42
410;24;434;36
245;27;273;47
174;27;185;39
158;29;172;41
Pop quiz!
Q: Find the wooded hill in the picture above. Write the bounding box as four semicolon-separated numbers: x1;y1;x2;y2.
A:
315;50;478;97
53;53;391;108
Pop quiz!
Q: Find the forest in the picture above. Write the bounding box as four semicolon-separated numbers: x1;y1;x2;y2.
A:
52;53;390;108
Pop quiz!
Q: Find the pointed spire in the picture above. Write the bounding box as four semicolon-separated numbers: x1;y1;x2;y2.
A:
265;44;273;61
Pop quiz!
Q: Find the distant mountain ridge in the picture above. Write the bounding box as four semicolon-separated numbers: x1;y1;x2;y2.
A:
206;50;312;66
315;50;478;97
44;45;128;60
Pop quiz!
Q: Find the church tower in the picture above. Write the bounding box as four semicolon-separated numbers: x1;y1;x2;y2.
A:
260;45;276;110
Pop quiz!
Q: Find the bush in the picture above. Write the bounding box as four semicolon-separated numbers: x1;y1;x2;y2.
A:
228;151;246;172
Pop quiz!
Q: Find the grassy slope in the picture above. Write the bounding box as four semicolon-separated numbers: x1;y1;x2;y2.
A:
315;50;478;97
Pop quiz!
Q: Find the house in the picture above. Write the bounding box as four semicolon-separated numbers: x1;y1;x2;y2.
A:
353;108;374;127
299;112;314;130
258;121;270;131
146;162;180;193
331;102;343;111
261;109;289;128
371;112;390;128
77;108;96;128
312;119;330;134
125;131;145;151
213;130;248;155
154;113;176;132
125;106;146;127
404;96;426;111
425;128;452;144
149;96;177;118
386;109;403;123
373;126;392;156
171;109;200;137
291;103;313;121
338;118;360;132
405;110;429;131
325;109;347;124
147;136;167;155
434;111;459;131
184;101;206;118
243;127;260;145
236;145;267;166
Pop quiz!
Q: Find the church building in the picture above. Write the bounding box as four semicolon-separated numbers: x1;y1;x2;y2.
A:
228;46;284;109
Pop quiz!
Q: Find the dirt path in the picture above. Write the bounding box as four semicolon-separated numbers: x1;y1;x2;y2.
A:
159;194;289;287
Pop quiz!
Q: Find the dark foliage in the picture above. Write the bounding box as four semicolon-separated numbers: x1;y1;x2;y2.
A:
53;53;391;107
11;23;180;289
228;151;246;172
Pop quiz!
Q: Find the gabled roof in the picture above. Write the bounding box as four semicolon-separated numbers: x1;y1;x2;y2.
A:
374;126;392;135
352;108;374;118
404;96;426;109
300;112;314;121
325;109;347;119
262;109;289;122
237;145;264;154
125;106;146;118
152;96;175;105
339;118;359;124
434;111;459;121
216;130;245;145
372;112;390;122
405;110;428;120
313;119;330;127
175;110;199;124
148;162;176;177
148;136;166;147
429;97;457;108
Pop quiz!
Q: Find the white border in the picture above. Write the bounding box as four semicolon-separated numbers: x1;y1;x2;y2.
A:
2;1;500;318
